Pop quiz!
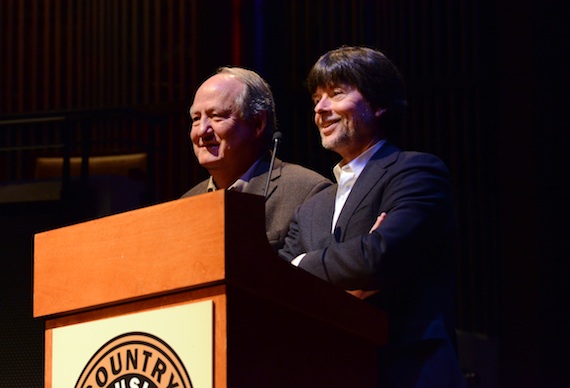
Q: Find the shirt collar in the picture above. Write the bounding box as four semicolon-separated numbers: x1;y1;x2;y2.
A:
207;157;264;192
333;140;386;183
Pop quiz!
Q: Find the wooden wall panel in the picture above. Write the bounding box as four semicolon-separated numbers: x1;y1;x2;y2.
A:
1;0;201;199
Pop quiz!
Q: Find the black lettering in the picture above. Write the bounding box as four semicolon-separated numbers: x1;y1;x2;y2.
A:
151;358;167;383
142;350;152;372
96;366;108;387
126;349;138;371
166;373;180;388
110;352;123;375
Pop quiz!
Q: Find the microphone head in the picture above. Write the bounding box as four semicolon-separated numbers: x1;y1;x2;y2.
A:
272;131;283;143
265;131;283;198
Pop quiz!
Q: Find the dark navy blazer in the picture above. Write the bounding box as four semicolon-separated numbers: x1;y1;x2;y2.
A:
280;142;465;387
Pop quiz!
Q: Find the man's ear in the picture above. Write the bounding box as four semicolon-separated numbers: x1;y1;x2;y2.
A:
253;111;267;138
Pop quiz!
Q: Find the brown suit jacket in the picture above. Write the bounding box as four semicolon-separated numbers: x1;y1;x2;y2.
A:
181;157;331;251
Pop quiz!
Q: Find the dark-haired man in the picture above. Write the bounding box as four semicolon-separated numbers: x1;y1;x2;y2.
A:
279;47;465;387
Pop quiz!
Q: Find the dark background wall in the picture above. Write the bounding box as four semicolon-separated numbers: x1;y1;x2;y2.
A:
1;1;568;386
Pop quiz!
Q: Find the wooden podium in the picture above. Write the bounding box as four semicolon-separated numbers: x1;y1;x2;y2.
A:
33;191;388;387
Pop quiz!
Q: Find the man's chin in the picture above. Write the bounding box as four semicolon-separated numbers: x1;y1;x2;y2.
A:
321;136;338;151
198;157;223;169
322;136;352;155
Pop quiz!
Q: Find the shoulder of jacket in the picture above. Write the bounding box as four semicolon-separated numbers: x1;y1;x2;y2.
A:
181;179;209;198
280;162;331;182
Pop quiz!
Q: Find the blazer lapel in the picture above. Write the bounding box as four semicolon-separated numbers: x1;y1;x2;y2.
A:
312;185;336;248
334;143;400;240
246;157;282;200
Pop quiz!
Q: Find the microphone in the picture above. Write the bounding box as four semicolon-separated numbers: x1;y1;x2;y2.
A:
264;131;283;198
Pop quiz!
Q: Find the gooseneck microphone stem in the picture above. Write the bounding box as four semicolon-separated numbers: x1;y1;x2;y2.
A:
264;131;283;198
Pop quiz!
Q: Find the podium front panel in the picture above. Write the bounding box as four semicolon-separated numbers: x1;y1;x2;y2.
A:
52;301;213;387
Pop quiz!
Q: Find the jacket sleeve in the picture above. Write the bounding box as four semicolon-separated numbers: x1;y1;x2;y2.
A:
297;153;456;291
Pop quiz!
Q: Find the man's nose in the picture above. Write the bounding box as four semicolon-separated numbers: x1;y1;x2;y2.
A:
194;117;213;136
314;95;330;113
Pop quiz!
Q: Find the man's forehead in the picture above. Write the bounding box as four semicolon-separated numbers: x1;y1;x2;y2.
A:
190;76;242;110
314;82;356;92
204;73;243;91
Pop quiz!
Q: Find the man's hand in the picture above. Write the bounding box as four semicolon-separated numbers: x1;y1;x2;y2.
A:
369;212;386;233
346;289;380;299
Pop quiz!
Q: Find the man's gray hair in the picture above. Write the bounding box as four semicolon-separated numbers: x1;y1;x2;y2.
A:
217;66;277;145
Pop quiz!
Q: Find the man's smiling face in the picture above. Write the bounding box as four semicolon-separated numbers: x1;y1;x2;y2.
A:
312;83;384;163
189;74;256;172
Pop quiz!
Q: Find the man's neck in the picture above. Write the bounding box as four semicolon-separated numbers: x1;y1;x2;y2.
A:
210;170;244;190
338;137;385;166
209;154;263;189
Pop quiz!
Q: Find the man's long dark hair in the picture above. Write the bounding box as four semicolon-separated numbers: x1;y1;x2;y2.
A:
307;46;407;134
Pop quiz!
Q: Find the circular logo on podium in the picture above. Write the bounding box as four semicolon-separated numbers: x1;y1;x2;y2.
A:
75;332;193;388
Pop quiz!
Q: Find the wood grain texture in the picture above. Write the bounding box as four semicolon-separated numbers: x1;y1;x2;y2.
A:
34;191;229;317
